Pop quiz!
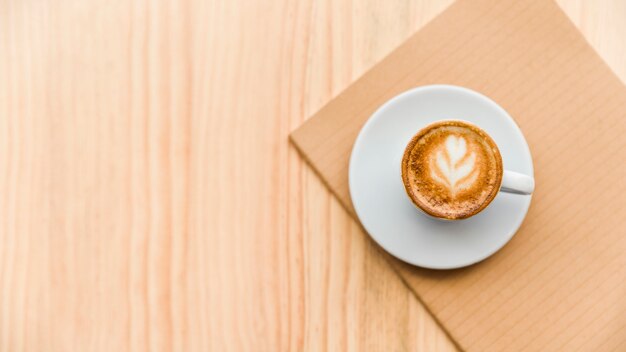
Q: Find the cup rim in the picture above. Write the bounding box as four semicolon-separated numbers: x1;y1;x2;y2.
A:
400;119;504;220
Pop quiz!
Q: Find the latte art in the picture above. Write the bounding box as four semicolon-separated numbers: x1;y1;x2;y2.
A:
401;121;503;220
430;135;479;195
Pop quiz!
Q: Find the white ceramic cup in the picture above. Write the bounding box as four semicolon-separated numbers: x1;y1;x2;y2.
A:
402;119;534;220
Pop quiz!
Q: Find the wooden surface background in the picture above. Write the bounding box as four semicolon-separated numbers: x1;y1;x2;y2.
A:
0;0;624;351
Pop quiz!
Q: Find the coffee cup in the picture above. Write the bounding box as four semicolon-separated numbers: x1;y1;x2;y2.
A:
401;120;534;220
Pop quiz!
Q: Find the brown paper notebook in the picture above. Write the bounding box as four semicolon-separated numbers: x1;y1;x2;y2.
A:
290;0;626;350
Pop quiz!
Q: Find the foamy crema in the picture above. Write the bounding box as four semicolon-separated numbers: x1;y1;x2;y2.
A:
401;120;503;220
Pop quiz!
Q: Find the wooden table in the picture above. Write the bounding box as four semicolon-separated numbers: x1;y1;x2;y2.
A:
1;0;624;350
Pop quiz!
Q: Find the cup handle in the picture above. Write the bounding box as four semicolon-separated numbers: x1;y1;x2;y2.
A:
501;170;534;195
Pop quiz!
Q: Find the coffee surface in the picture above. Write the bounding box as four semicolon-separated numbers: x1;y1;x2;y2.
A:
401;121;502;219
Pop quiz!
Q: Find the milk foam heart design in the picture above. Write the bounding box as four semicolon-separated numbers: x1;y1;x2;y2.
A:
430;135;479;195
401;119;509;220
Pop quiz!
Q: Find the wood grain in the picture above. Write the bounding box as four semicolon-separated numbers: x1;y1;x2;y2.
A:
0;0;456;351
0;0;622;351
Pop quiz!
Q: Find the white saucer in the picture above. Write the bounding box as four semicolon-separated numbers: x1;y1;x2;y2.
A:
349;85;534;269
